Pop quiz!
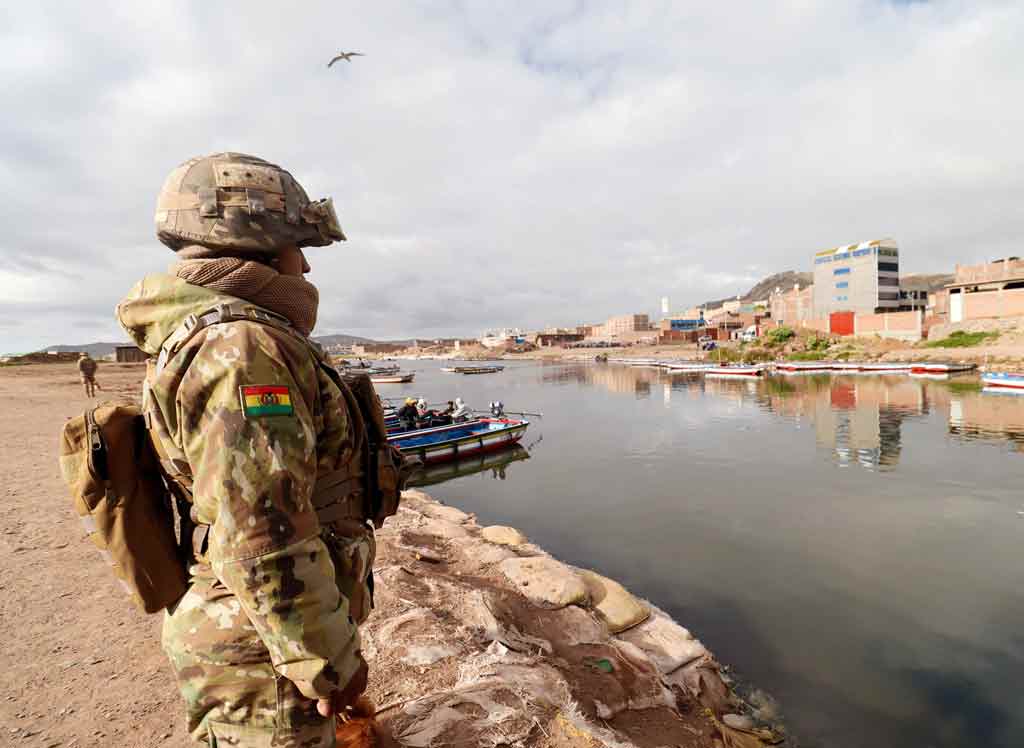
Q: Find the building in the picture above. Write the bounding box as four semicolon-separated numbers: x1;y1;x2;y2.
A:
589;314;651;341
940;257;1024;324
115;345;148;363
658;310;705;333
532;332;584;347
812;238;901;316
769;283;813;326
479;328;524;348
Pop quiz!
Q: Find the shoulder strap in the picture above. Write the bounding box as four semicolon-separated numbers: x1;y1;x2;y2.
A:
155;302;299;376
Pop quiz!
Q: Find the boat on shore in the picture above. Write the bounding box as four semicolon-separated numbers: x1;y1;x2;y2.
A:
371;372;415;384
388;418;529;464
981;372;1024;390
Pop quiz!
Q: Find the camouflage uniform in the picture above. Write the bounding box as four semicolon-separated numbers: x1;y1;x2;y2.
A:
77;354;98;397
119;273;374;747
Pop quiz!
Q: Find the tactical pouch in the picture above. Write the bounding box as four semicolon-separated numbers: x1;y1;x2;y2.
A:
338;373;418;528
58;404;188;613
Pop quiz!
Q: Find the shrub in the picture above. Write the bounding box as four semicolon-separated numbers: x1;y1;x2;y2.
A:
786;350;826;361
764;326;795;346
925;330;999;348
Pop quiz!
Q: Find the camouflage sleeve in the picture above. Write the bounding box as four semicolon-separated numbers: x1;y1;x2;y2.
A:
178;323;361;702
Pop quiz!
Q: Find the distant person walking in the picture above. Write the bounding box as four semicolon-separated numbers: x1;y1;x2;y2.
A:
77;353;98;397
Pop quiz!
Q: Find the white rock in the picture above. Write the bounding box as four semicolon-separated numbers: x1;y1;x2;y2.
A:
417;517;470;540
420;503;470;524
499;556;588;608
618;610;708;674
577;570;650;633
401;644;460;666
481;525;527;546
723;713;755;730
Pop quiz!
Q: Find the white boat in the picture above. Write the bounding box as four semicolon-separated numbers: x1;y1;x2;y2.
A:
705;365;765;378
775;361;834;372
854;363;914;373
981;372;1024;390
665;362;715;372
910;362;977;374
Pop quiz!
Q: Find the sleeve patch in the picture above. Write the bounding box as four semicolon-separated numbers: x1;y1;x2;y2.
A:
239;385;294;418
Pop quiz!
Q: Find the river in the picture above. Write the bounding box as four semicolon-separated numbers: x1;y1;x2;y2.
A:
383;360;1024;748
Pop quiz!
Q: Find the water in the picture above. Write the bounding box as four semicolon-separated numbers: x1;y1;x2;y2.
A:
384;361;1024;748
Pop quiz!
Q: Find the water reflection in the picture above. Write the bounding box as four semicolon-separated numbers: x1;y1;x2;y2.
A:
411;361;1024;747
562;363;1024;467
406;445;530;488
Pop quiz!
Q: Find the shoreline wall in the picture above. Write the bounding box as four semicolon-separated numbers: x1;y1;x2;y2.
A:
365;488;787;747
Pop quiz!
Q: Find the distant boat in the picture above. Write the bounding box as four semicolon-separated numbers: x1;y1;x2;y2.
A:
910;363;977;374
705;365;764;378
388;418;529;464
854;363;914;373
981;372;1024;390
776;361;834;372
441;365;505;375
371;372;415;384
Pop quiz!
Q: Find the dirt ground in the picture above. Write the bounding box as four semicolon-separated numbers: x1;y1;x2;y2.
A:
0;362;183;747
0;362;765;748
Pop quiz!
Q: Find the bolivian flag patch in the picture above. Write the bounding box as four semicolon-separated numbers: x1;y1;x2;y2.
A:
239;385;294;418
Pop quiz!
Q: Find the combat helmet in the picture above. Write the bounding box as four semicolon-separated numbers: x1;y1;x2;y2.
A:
155;152;345;255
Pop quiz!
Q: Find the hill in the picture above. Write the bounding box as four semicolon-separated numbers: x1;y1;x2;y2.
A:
313;333;378;347
900;273;952;292
703;271;812;308
703;270;951;309
37;342;125;357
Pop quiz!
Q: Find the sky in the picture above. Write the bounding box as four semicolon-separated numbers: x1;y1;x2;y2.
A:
1;0;1022;351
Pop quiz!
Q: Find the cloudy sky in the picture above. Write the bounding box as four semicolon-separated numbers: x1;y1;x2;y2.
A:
1;1;1022;351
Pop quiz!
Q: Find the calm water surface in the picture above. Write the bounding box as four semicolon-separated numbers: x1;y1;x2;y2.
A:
387;360;1024;748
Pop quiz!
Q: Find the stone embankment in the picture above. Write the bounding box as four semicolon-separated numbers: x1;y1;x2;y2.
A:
365;489;785;747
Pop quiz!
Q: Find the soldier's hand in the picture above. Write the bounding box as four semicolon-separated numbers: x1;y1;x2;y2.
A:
316;656;369;718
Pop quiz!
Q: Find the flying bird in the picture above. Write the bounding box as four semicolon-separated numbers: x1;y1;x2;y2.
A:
328;51;365;67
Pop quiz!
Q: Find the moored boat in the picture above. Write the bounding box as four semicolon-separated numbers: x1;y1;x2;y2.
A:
704;365;764;378
665;362;714;372
441;365;505;375
981;372;1024;390
910;362;977;374
388;418;530;464
371;372;415;384
776;361;834;372
855;363;914;373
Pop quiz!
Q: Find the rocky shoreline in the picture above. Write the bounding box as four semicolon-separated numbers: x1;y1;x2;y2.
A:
365;489;786;747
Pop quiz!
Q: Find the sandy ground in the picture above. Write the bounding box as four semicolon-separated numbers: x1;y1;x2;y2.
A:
0;362;768;748
0;362;183;747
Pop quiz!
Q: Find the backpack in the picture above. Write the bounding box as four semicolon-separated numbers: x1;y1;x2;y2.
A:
58;404;189;614
335;372;420;528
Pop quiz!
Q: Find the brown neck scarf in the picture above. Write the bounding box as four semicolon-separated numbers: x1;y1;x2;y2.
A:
173;257;319;336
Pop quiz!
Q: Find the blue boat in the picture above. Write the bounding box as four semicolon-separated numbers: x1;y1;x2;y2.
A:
388;418;529;464
981;372;1024;390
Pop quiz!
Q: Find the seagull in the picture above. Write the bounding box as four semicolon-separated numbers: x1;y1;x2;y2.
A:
328;51;365;67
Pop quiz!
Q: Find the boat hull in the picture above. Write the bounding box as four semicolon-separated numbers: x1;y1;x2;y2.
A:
981;373;1024;390
389;418;530;464
371;373;415;384
705;366;764;377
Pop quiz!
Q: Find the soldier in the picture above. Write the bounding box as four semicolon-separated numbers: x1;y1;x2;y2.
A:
116;153;375;746
77;352;98;397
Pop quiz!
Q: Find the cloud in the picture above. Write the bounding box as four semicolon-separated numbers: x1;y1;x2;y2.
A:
2;1;1023;351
